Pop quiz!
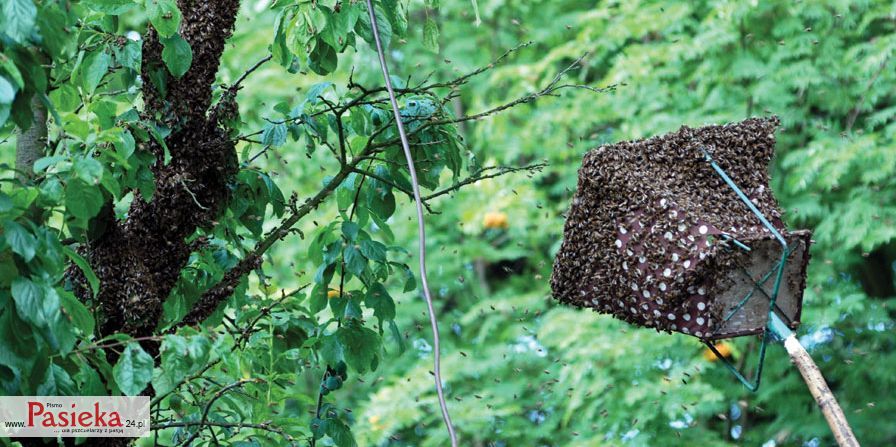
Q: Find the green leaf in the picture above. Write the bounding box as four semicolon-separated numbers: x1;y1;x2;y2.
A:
343;244;366;277
4;220;36;262
356;5;392;49
1;0;37;43
63;246;100;298
80;50;112;94
0;54;23;90
59;289;95;336
341;221;360;241
359;239;387;262
364;282;395;323
319;333;344;366
83;0;137;14
113;343;153;396
37;364;76;396
326;417;358;447
309;284;329;314
74;157;104;184
115;129;136;160
261;122;287;147
35;4;69;59
308;39;338;75
336;323;380;373
422;17;439;52
161;34;192;79
146;0;182;38
0;76;15;105
116;40;142;72
11;277;58;329
49;83;79;112
65;179;104;222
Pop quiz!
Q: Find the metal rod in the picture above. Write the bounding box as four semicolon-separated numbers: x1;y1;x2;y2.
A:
363;2;458;446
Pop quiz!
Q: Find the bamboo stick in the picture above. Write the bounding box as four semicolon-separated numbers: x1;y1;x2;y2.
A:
782;334;860;447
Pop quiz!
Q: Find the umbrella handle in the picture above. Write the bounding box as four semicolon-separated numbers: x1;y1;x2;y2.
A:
781;334;860;447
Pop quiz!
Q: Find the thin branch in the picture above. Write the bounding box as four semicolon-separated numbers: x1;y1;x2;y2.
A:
230;54;273;91
422;163;547;201
179;379;260;446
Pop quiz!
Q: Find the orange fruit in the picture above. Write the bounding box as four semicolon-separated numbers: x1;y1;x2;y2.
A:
327;289;341;299
483;211;509;229
703;341;733;362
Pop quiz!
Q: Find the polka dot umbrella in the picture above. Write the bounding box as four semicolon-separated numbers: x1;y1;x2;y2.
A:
551;117;858;446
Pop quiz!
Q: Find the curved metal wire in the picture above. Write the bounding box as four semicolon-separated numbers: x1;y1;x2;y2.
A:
364;2;458;445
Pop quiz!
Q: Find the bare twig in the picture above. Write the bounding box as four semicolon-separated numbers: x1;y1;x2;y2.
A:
231;54;273;91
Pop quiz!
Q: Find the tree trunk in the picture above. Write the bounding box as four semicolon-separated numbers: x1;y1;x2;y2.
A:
14;96;47;183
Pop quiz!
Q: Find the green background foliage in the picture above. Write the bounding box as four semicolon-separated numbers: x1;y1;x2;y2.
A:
1;0;894;446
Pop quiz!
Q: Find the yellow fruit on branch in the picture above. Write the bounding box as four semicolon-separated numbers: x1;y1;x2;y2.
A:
483;211;509;229
327;288;341;299
703;341;733;361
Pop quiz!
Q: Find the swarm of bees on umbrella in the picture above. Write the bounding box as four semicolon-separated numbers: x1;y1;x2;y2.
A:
551;117;811;340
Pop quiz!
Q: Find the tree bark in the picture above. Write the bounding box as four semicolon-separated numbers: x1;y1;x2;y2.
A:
14;96;47;183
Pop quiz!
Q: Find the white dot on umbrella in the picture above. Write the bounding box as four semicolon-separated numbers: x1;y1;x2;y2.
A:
697;302;706;310
630;307;637;313
642;290;651;298
656;298;664;305
696;317;705;325
615;239;622;248
659;282;667;291
639;256;647;264
626;249;633;256
653;309;661;316
683;260;691;269
664;231;673;240
695;331;703;337
660;198;667;207
663;268;672;277
699;225;708;234
631;282;639;291
698;287;706;295
622;262;629;271
619;226;627;234
683;314;691;321
672;253;679;262
670;210;678;218
678;224;686;232
682;327;690;333
667;313;676;320
641;303;649;310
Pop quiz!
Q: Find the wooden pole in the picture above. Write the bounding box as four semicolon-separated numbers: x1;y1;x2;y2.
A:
782;334;860;447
